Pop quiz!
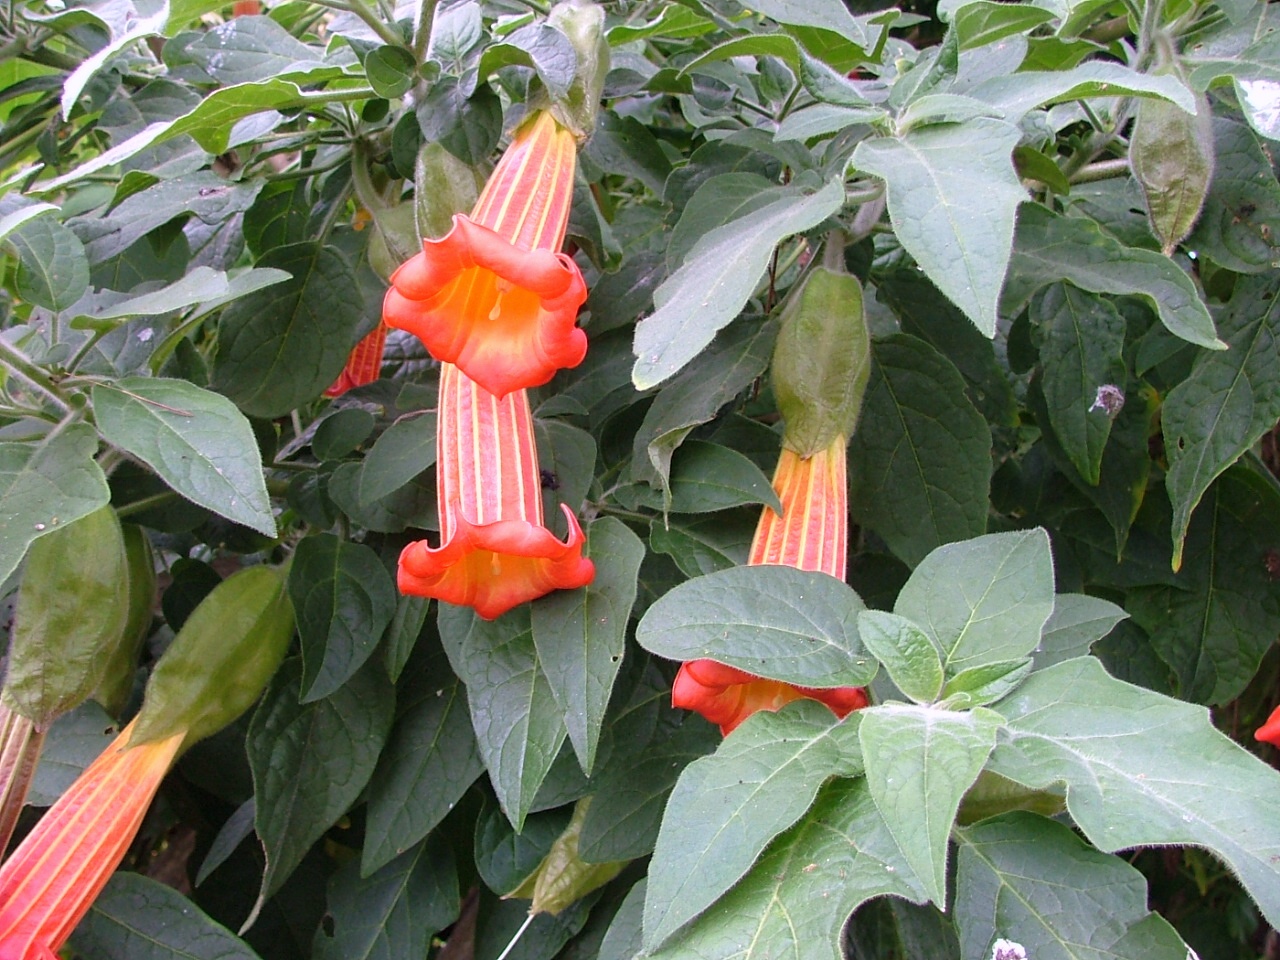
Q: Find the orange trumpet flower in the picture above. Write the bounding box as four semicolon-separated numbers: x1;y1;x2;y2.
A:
383;111;588;398
0;719;183;959
325;323;388;398
673;435;868;735
397;362;595;620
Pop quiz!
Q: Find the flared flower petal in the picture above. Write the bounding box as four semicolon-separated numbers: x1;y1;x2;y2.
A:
674;434;866;734
399;505;595;620
1256;705;1280;747
325;323;388;397
673;659;867;736
383;110;586;396
383;218;587;397
0;719;183;958
397;363;594;619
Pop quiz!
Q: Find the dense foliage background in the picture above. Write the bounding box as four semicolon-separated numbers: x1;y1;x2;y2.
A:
3;0;1280;956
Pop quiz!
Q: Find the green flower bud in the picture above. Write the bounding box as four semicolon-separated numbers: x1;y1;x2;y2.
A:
529;797;627;916
1130;86;1214;257
131;564;294;752
546;0;608;140
2;505;129;729
772;265;872;457
92;523;157;718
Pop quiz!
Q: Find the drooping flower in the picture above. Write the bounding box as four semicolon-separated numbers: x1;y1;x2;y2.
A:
1255;705;1280;748
0;719;184;958
325;323;388;397
383;111;588;398
398;361;595;620
673;435;868;735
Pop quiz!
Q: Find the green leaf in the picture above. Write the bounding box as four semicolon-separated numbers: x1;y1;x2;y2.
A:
288;534;398;703
0;423;110;586
990;656;1280;930
847;335;991;567
328;462;437;534
1036;283;1127;485
7;217;89;311
364;45;418;99
1130;90;1214;256
632;176;845;389
1164;273;1280;569
71;267;288;331
60;1;168;119
69;171;262;264
184;16;326;84
950;2;1054;49
316;835;458;960
648;512;755;578
91;377;275;536
1132;466;1280;705
632;317;776;496
580;719;720;862
363;649;483;875
859;704;1001;904
852;119;1025;337
70;872;262;960
955;813;1191;960
940;658;1032;706
626;441;781;514
894;529;1055;674
476;801;573;896
312;409;375;461
1035;593;1127;668
856;610;944;703
356;413;437;505
636;564;875;688
478;21;577;101
1189;112;1280;273
607;5;714;43
1004;204;1221;350
437;604;566;830
643;701;863;950
645;778;926;960
29;701;118;805
531;517;644;775
243;180;311;257
213;242;363;418
247;658;395;911
384;594;430;682
740;0;873;50
968;61;1197;119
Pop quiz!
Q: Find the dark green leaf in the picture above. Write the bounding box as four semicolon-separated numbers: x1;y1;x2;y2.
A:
476;801;573;896
648;511;755;578
955;813;1191;960
247;659;395;910
1164;273;1280;569
532;517;644;774
1004;204;1221;350
0;423;110;585
853;119;1025;337
384;594;430;682
357;413;437;505
213;242;363;418
848;335;990;567
328;462;438;534
438;604;567;830
288;534;398;702
643;701;863;950
632;177;844;389
365;45;417;99
316;835;458;960
968;62;1196;119
185;16;326;84
311;408;375;461
416;78;502;167
92;377;275;536
584;112;674;196
1189;112;1280;273
8;217;89;311
478;22;577;101
636;564;874;688
363;650;483;875
71;872;262;960
243;181;311;259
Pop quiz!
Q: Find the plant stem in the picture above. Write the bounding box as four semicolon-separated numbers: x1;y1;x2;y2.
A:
411;0;438;61
308;0;403;47
1070;157;1131;183
0;337;71;413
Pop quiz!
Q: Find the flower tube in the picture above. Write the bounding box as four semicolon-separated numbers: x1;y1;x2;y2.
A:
1255;705;1280;748
398;362;595;620
383;111;588;397
672;260;873;736
325;323;388;398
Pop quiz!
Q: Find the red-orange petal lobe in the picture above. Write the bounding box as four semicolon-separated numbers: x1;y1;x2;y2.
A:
383;217;588;397
1256;705;1280;747
0;720;183;958
325;323;388;398
672;660;867;736
398;504;595;620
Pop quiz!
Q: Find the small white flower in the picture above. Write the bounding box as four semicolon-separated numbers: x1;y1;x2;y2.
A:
991;938;1027;960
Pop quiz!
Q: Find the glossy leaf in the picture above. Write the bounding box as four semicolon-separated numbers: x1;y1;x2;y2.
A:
636;564;875;688
92;377;275;536
358;414;437;505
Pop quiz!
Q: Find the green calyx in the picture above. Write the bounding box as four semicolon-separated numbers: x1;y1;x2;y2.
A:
545;0;608;140
1;504;130;729
772;263;872;457
93;523;157;718
414;141;485;242
131;563;295;753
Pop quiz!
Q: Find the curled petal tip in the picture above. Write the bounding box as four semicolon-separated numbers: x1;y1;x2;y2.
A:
673;659;866;736
398;504;595;620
